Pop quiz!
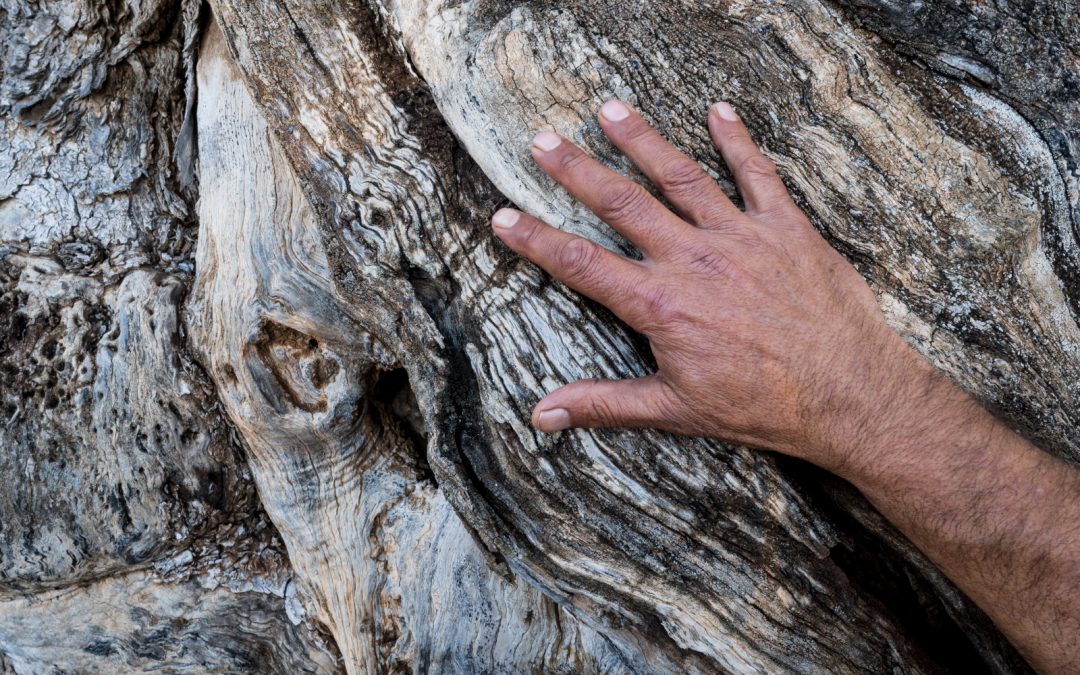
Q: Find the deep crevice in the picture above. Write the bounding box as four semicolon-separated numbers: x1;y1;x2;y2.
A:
370;366;433;483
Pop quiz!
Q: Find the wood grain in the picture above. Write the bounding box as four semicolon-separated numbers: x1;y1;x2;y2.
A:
2;0;1075;670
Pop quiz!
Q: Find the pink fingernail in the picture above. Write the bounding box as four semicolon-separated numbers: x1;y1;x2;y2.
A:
535;408;571;432
712;101;738;121
532;131;563;152
600;100;630;122
491;208;520;229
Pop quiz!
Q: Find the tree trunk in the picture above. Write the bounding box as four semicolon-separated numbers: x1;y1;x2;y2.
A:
1;0;1076;672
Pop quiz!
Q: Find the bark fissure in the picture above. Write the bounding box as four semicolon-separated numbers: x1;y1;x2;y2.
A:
2;0;1076;671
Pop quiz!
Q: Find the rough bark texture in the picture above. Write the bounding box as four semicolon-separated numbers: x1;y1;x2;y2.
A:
1;0;1076;672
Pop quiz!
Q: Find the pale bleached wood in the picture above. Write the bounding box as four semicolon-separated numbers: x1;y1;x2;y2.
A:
187;19;637;673
0;0;342;669
0;569;338;673
2;0;1076;670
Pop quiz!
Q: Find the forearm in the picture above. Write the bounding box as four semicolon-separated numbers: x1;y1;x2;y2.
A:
830;351;1080;672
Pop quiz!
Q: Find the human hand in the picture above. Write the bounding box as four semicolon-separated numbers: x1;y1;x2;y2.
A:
492;100;931;473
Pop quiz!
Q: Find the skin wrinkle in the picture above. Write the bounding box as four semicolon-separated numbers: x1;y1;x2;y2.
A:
493;100;1080;672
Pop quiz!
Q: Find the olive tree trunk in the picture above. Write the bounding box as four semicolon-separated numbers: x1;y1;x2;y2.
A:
1;0;1077;672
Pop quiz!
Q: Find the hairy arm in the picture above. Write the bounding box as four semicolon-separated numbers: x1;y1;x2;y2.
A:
843;359;1080;672
491;100;1080;671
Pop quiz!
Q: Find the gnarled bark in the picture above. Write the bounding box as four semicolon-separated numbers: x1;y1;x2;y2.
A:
2;0;1076;672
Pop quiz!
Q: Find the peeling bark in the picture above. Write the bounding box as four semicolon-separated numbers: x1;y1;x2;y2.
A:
2;0;1076;672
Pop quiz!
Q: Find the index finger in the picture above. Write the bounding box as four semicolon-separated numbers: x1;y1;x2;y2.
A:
491;208;652;329
530;131;692;259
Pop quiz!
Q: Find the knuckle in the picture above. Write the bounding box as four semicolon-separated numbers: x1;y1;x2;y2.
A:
649;226;688;256
636;283;680;327
585;395;619;425
737;154;778;180
722;130;747;146
556;237;602;280
684;245;732;277
595;180;649;222
649;382;686;428
655;157;709;194
622;119;654;143
703;214;743;233
516;218;543;248
556;149;590;173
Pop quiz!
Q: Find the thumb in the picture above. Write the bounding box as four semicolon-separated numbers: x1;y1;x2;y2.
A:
531;375;678;432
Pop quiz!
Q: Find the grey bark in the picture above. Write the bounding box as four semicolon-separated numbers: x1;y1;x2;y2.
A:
1;0;1076;672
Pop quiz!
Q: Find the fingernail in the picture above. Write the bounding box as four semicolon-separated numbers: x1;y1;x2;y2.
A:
535;408;571;432
600;100;630;122
532;130;563;152
712;101;738;121
491;208;520;229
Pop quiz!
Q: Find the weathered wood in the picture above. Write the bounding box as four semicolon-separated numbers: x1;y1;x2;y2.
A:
188;22;635;672
2;0;1077;671
385;2;1078;669
0;259;243;588
0;569;338;673
1;0;341;669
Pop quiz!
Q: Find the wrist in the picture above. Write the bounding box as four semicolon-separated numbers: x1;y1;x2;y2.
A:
799;331;959;481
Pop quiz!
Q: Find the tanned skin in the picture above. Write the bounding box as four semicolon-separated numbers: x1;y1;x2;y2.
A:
491;99;1080;672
